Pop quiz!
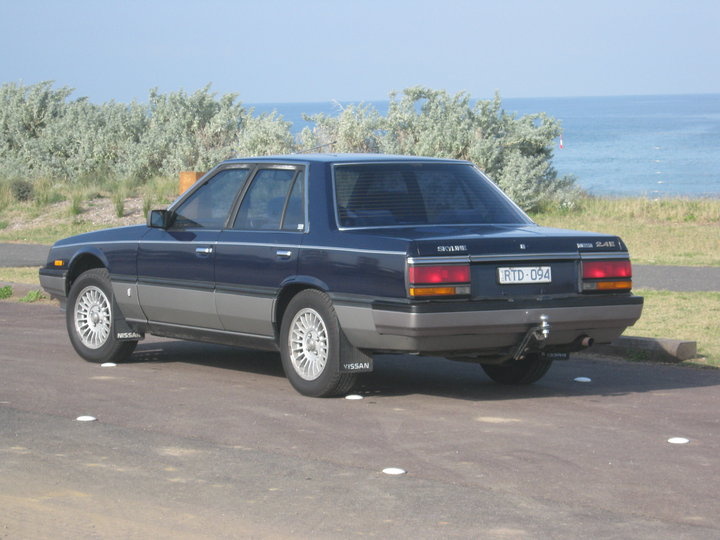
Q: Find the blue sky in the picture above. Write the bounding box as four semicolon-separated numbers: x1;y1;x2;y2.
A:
2;0;719;104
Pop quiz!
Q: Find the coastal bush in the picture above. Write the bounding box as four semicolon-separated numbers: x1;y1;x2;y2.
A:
1;81;577;211
0;82;258;185
299;103;384;153
236;111;296;157
300;87;578;211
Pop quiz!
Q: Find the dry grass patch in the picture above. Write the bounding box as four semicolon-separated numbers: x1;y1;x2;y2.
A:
0;266;41;286
531;197;720;266
630;289;720;367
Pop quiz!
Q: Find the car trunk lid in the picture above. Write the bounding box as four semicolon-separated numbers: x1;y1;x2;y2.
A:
406;225;630;299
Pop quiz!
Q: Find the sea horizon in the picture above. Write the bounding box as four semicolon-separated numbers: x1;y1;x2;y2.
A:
250;93;720;198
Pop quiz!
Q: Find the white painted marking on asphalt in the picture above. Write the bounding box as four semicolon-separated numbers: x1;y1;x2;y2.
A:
382;468;407;475
76;416;97;422
668;437;690;444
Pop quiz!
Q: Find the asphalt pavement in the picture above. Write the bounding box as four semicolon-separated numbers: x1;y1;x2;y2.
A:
1;301;719;539
1;243;718;292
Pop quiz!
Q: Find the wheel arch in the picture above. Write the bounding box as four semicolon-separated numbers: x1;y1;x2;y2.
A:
273;276;330;339
66;249;109;294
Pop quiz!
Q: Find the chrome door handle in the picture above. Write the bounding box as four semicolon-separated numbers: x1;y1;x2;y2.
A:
276;250;292;259
195;246;213;255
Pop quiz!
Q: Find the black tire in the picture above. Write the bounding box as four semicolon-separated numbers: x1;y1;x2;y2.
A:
279;289;357;397
66;268;137;363
481;353;554;385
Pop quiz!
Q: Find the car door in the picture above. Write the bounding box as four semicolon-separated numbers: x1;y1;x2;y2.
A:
215;165;306;337
137;167;251;328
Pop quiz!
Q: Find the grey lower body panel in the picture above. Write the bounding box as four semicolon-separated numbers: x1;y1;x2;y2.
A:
39;271;67;305
336;300;643;355
136;283;223;329
116;281;277;344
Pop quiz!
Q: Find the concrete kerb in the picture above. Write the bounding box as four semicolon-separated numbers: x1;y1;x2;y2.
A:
590;336;697;363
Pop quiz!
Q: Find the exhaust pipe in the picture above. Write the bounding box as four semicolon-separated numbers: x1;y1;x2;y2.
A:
581;336;594;348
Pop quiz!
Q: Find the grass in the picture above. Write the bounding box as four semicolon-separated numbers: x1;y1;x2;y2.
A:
18;289;46;303
0;267;49;303
530;197;720;266
0;267;39;284
0;175;178;244
631;289;720;367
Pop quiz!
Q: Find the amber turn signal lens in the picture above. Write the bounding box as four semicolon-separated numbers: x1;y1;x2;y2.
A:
410;286;458;297
583;280;632;291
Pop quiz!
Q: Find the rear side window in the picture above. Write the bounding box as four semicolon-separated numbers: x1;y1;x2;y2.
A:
233;168;305;231
334;163;530;228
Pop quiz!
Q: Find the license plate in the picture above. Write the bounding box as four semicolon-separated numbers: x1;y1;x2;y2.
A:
497;266;552;284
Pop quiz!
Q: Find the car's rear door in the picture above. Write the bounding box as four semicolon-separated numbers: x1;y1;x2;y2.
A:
215;165;306;337
137;167;251;328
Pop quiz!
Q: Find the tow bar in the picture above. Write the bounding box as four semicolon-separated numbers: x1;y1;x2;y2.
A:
512;315;551;361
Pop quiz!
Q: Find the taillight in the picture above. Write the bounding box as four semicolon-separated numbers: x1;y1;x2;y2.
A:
409;264;471;297
582;260;632;292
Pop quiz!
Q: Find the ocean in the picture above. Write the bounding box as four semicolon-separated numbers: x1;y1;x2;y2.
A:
250;94;720;198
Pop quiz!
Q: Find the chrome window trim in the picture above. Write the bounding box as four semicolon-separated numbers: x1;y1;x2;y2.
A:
579;252;631;260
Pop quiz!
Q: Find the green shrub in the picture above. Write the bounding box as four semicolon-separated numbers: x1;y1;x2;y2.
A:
19;290;45;303
68;190;84;216
142;197;153;218
112;188;126;218
0;285;12;299
10;179;34;201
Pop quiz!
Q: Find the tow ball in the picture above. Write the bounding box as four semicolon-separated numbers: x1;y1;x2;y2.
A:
513;315;551;361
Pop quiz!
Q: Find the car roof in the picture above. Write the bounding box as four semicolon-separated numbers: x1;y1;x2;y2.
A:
221;153;469;165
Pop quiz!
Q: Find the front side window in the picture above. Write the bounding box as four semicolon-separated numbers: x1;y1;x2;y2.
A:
335;163;531;228
233;168;305;231
172;168;251;229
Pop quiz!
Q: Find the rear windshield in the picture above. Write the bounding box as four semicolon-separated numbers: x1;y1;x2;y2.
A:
334;162;531;228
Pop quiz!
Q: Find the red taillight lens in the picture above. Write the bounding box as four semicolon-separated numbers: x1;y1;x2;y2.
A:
408;264;470;297
582;259;632;292
582;260;632;279
409;265;470;284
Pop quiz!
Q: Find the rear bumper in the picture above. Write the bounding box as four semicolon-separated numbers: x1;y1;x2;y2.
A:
335;295;644;356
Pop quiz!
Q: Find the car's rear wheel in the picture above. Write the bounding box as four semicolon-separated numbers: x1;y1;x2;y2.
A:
481;353;554;385
66;268;137;363
280;289;357;397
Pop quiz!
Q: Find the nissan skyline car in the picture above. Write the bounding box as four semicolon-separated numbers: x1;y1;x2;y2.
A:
40;154;643;397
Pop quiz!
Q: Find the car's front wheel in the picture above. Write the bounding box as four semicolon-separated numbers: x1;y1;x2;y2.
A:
481;353;554;385
66;268;137;363
280;289;357;397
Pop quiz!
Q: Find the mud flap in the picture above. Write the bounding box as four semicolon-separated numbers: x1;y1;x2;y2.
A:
339;331;374;373
112;296;144;341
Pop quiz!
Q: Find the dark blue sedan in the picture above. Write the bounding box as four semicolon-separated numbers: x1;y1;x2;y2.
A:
40;154;642;396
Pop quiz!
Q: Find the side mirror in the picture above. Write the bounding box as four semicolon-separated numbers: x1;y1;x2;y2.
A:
148;209;174;229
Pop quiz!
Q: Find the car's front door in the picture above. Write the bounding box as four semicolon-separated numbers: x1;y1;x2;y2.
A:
215;165;306;337
137;167;251;328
